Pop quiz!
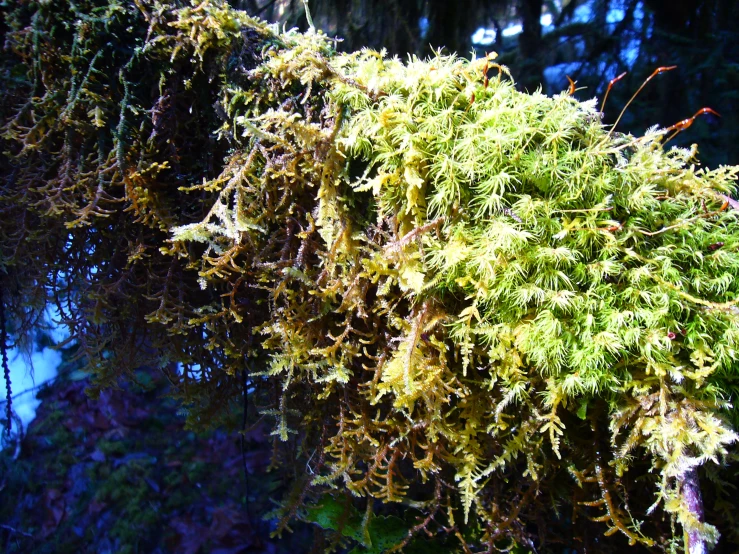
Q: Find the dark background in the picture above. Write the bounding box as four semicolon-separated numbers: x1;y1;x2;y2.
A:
235;0;739;169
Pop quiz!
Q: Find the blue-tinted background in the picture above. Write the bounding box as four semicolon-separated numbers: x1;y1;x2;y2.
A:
236;0;739;168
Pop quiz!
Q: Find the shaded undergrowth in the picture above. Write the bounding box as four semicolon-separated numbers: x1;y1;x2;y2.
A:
0;362;300;554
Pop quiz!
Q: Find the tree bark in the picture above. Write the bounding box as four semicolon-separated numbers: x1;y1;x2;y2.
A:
680;468;707;554
517;0;543;91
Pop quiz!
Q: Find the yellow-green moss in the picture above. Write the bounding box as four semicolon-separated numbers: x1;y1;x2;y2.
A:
2;0;738;551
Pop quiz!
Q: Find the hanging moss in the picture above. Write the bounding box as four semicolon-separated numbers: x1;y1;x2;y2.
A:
1;1;738;551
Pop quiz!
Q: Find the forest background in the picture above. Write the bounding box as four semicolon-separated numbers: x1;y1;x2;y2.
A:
236;0;739;168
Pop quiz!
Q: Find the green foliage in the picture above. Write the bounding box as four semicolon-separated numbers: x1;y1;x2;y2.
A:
1;0;738;551
305;494;409;553
0;369;296;553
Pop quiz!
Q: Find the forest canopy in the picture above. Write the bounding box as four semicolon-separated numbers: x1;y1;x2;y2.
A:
1;0;738;552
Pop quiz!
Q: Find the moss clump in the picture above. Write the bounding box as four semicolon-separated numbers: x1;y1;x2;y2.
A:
1;0;738;551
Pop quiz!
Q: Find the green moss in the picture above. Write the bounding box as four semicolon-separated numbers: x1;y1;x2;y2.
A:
97;439;128;457
1;0;738;551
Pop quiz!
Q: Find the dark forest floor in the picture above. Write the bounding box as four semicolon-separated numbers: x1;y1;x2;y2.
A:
0;364;309;554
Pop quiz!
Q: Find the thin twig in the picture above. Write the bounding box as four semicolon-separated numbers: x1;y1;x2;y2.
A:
0;524;33;538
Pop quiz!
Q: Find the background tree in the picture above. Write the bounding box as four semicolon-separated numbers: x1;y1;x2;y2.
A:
232;0;738;168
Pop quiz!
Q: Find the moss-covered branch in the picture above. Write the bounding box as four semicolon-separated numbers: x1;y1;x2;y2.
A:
1;1;738;551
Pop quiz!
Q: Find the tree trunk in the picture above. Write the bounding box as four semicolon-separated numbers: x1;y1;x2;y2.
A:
517;0;543;91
